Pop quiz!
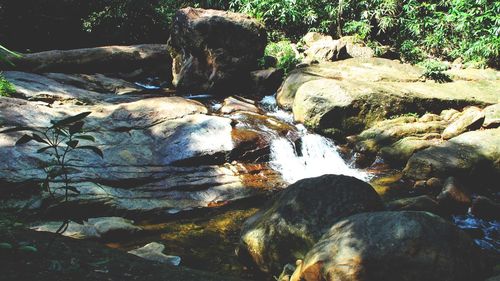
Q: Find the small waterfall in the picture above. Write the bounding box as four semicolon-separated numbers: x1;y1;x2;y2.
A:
269;134;370;183
260;95;370;184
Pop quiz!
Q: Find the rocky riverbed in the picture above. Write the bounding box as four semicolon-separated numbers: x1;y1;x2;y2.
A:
1;7;499;281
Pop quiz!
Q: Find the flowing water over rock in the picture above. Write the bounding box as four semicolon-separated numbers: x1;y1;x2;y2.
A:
260;95;370;184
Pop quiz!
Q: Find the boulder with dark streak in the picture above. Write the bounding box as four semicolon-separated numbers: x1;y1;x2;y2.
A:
167;8;266;96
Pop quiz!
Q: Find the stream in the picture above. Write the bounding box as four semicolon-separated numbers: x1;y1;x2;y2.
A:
47;86;500;279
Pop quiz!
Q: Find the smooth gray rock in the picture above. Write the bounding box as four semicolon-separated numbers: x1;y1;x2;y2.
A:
31;217;142;239
128;242;181;266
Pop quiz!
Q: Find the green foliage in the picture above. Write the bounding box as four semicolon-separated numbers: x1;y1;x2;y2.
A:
0;112;103;233
0;74;15;97
231;0;338;40
265;41;301;75
231;0;499;68
418;59;452;83
0;0;498;67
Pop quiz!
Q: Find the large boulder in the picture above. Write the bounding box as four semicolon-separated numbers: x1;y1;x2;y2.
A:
403;128;500;185
0;93;285;216
277;58;500;136
167;8;266;95
237;174;384;275
290;211;486;281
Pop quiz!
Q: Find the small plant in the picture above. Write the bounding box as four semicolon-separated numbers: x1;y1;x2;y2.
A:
419;59;452;83
1;112;103;234
265;41;301;75
0;74;15;97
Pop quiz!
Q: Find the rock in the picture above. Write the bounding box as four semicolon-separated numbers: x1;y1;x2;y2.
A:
1;44;171;79
442;106;485;139
30;217;142;240
441;108;462;122
167;7;266;95
301;32;332;48
483;103;500;128
303;38;348;62
90;217;143;239
426;177;444;190
471;196;500;220
249;68;284;97
220;96;262;114
128;242;181;266
404;128;500;183
0;95;286;215
437;177;471;214
379;135;443;165
340;36;375;58
419;113;441;122
290;211;486;281
387;195;440;214
3;71;155;105
353;115;445;156
277;58;499;135
302;36;373;62
237;174;384;275
413;180;427;189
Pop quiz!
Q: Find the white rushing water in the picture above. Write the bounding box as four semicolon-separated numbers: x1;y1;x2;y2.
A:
260;95;371;184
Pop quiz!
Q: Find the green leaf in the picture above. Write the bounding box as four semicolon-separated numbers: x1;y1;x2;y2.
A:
37;146;53;153
66;186;81;194
15;134;33;145
31;133;48;144
0;126;40;134
77;146;103;158
66;140;79;148
51;112;91;127
69;121;84;135
74;135;95;142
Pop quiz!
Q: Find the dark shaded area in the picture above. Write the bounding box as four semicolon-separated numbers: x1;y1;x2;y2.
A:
0;227;250;281
0;1;170;52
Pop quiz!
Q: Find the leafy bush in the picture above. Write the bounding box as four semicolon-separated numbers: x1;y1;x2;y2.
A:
230;0;338;40
265;41;301;75
231;0;499;68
